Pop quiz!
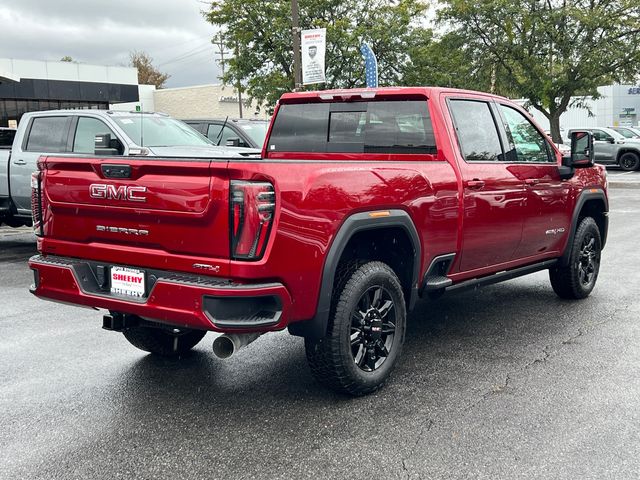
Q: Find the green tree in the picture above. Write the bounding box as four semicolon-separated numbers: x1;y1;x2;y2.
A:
403;30;517;96
439;0;640;142
206;0;427;110
60;56;74;62
129;51;170;89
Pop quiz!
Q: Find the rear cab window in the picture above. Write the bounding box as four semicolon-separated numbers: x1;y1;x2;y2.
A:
25;116;71;153
267;100;436;155
448;99;503;162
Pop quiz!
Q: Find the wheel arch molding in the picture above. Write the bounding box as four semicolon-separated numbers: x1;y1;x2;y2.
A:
560;187;608;266
288;209;421;339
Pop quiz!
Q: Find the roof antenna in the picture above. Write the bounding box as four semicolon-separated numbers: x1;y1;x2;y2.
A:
140;102;144;148
216;116;228;146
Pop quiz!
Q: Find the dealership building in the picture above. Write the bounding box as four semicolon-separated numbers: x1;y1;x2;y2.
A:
511;85;640;134
0;58;267;127
0;58;140;128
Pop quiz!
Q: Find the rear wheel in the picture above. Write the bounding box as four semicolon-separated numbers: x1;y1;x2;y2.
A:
619;152;640;171
549;216;601;299
123;324;206;357
305;261;406;396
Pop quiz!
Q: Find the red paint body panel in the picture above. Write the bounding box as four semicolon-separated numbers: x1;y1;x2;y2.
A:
29;87;608;333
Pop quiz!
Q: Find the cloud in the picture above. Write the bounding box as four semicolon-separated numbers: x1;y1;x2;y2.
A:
0;0;222;87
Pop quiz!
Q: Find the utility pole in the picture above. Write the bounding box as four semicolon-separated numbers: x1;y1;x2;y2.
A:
213;32;243;118
235;41;243;118
291;0;302;90
212;32;227;81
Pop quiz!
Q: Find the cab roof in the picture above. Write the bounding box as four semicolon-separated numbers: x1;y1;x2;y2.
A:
279;86;511;103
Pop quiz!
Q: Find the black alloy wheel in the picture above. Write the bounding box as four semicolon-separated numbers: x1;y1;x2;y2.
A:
549;216;602;299
305;261;406;396
349;285;397;372
577;232;599;288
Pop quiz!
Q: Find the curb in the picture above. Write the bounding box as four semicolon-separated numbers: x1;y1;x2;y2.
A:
607;182;640;189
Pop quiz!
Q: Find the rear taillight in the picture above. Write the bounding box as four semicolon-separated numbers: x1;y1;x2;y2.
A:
30;170;44;236
230;181;275;260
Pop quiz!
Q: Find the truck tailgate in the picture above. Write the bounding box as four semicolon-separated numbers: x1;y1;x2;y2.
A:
40;156;230;261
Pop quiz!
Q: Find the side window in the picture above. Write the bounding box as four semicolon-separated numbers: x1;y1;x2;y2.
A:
206;124;223;143
592;129;613;142
498;105;552;163
25;116;70;152
219;126;239;146
449;100;503;162
0;129;15;147
73;117;118;154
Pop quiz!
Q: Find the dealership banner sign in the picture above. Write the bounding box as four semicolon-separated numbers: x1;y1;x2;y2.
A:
301;28;326;85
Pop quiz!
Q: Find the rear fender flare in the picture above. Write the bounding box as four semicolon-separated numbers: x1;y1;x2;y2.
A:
289;209;421;339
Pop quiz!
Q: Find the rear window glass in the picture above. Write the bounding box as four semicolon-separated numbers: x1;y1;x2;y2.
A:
26;116;70;153
268;100;436;154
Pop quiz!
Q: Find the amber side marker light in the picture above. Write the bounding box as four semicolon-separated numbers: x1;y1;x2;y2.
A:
369;211;391;218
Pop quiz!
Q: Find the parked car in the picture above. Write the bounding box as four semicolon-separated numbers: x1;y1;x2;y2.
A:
0;110;259;228
609;126;640;139
568;127;640;170
184;118;269;149
29;87;608;396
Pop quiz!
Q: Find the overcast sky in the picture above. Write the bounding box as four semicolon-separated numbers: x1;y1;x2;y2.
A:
0;0;222;88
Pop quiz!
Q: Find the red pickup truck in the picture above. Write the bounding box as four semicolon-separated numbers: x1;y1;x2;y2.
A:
29;87;608;395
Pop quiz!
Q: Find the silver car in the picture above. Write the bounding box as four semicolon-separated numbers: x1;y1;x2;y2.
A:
569;127;640;171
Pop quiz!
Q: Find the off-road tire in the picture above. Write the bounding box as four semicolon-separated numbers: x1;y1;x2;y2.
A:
305;261;406;396
549;216;601;299
618;152;640;171
123;324;206;357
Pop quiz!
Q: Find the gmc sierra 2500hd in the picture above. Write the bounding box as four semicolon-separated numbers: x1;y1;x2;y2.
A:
29;87;608;395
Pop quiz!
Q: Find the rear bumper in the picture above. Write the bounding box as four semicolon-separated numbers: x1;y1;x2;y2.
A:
28;254;293;333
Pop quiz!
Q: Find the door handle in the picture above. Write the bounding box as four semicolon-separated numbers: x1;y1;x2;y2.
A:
525;178;540;185
467;179;485;190
13;159;27;166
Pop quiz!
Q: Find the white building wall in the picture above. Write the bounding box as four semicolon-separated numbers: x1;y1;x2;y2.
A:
0;58;138;85
153;84;268;119
110;84;156;112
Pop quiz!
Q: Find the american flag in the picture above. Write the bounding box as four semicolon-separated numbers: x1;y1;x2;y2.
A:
360;43;378;88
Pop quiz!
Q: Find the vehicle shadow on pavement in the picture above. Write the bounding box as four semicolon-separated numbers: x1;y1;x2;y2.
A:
115;275;596;408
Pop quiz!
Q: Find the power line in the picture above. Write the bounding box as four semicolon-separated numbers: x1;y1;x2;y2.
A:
157;44;213;67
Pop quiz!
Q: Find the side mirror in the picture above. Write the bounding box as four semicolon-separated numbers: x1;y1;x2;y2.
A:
95;133;111;149
94;133;122;156
607;137;616;144
570;130;594;168
225;137;241;147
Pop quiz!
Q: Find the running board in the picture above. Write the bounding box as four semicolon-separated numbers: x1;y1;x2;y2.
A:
447;260;558;293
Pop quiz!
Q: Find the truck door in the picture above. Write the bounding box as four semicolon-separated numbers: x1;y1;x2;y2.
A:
447;97;527;272
591;129;617;163
495;103;571;258
11;115;72;213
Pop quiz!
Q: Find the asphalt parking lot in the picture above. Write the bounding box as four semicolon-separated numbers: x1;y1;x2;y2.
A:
1;184;640;479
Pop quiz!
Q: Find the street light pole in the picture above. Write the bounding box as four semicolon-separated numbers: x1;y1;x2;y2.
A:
291;0;302;90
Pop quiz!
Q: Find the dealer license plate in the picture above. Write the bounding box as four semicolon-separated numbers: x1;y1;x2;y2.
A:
110;266;146;298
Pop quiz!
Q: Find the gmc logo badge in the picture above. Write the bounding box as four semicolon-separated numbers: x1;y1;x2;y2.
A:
89;184;147;202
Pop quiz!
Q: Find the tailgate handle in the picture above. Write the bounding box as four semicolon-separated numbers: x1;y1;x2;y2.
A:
102;164;131;179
